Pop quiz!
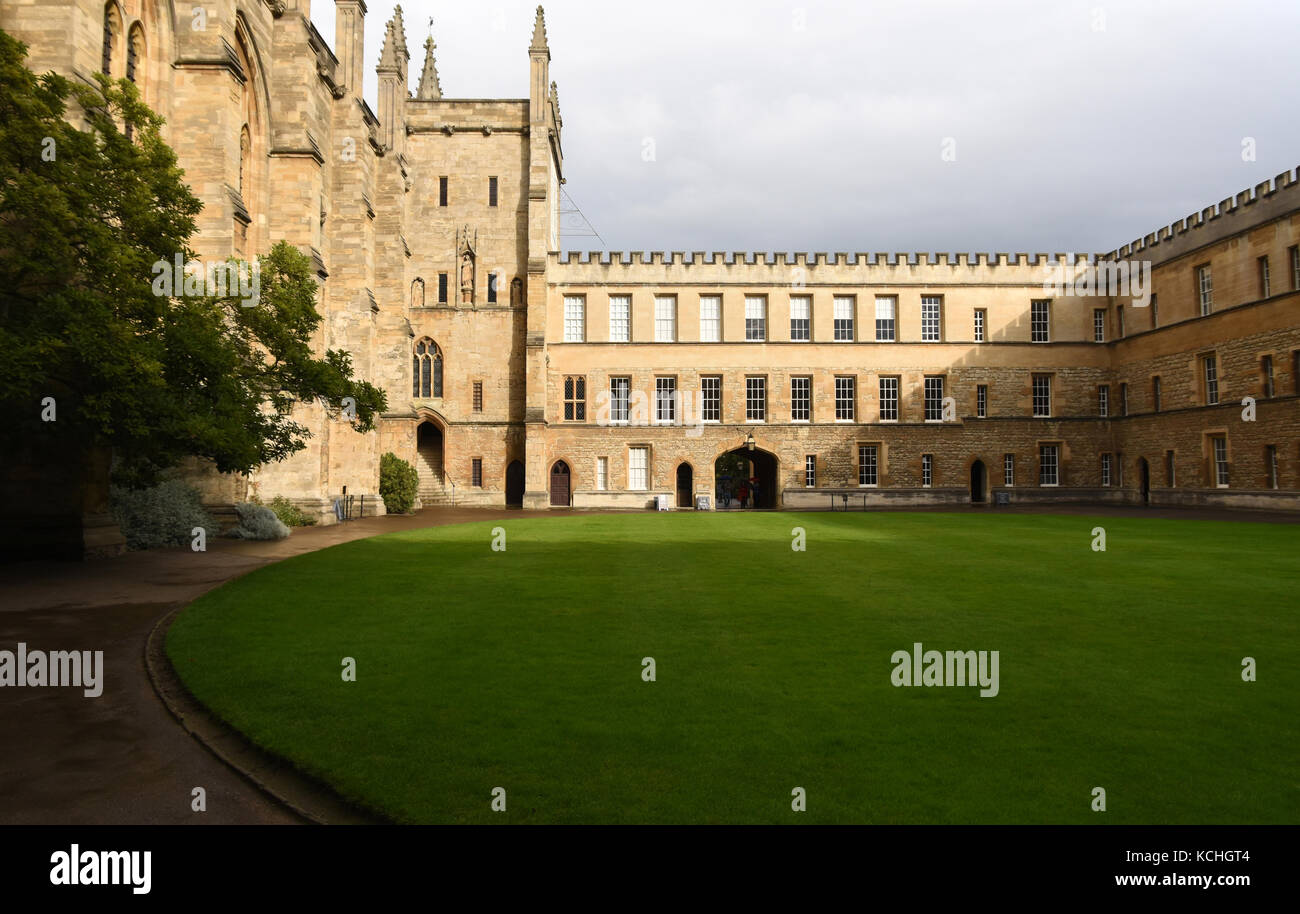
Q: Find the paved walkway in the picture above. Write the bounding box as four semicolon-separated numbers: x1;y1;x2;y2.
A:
0;507;528;825
0;502;1292;825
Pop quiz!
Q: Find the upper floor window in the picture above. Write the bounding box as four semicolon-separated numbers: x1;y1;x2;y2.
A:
921;296;942;341
974;308;986;342
699;295;720;342
1291;246;1300;291
439;176;448;207
412;339;443;398
609;295;631;342
834;376;856;421
789;296;810;341
875;297;896;341
654;295;676;342
1259;255;1270;298
1203;354;1219;405
1262;355;1275;398
1032;374;1051;417
488;176;498;207
563;376;587;421
563;295;585;342
833;296;854;341
1152;375;1162;412
744;295;767;341
1031;299;1051;342
1197;264;1213;316
1093;308;1106;343
923;375;944;421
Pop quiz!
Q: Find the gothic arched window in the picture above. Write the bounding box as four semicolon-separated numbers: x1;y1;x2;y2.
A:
101;4;122;76
413;339;443;398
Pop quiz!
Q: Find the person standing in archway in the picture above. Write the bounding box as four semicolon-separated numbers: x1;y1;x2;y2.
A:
750;476;761;509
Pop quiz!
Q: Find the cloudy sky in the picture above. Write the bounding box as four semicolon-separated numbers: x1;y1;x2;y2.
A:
312;0;1300;255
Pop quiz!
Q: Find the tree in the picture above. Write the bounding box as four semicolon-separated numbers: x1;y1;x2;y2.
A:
0;30;386;489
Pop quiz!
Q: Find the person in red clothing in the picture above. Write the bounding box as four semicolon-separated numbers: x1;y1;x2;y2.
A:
736;482;749;508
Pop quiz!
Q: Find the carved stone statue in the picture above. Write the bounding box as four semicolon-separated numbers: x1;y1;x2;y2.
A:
460;251;473;303
411;277;424;308
510;277;523;307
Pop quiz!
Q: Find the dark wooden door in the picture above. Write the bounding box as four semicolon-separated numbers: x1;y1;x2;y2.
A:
676;464;693;507
550;461;570;507
505;460;524;507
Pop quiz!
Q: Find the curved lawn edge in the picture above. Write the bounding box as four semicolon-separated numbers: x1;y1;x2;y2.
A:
163;510;1300;824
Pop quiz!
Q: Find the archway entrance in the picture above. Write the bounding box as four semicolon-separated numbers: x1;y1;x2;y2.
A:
416;422;445;503
676;463;693;508
1139;458;1151;506
505;460;524;507
714;447;778;508
549;461;571;507
970;460;987;504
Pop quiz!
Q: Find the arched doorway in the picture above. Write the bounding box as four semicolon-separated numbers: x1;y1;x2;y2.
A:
416;422;444;503
1138;457;1151;506
549;461;571;507
970;460;987;504
505;460;524;507
676;463;693;508
715;447;779;508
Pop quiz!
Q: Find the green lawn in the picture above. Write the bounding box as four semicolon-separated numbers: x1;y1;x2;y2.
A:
166;512;1300;824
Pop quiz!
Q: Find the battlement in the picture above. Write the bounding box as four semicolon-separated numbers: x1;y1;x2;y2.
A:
549;250;1100;283
1102;166;1300;264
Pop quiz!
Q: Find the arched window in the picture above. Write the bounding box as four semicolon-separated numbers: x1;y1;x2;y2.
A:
126;24;143;83
413;339;443;398
101;4;123;76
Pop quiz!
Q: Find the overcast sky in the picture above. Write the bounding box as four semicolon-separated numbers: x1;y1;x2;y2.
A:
311;0;1300;255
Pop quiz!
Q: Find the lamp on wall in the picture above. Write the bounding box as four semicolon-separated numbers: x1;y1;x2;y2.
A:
745;432;756;452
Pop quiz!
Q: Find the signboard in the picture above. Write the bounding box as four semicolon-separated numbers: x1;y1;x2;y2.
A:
994;491;1010;506
655;494;671;512
695;495;710;511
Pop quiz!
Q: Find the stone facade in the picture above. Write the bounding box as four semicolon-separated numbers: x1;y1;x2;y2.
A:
4;1;1297;524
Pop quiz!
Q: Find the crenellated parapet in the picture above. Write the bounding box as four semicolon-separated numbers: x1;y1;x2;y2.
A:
1102;166;1300;265
550;250;1098;284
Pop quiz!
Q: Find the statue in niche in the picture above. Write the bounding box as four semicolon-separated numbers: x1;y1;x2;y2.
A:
460;251;474;304
411;277;425;308
456;224;478;305
510;277;524;307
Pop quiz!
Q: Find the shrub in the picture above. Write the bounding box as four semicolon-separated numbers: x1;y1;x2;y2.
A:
268;495;316;527
380;452;419;514
227;502;291;540
110;480;218;551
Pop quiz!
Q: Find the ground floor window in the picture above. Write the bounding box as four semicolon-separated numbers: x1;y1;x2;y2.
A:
921;454;932;488
858;445;878;487
1101;453;1111;487
1212;437;1229;487
1039;445;1059;486
629;447;648;490
596;456;608;491
1165;450;1176;487
1266;445;1278;489
1004;453;1015;487
805;455;816;488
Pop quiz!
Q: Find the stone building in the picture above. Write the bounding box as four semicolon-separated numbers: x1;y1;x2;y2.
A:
3;0;1297;539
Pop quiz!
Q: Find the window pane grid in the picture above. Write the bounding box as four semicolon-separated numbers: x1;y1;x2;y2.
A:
789;297;810;341
701;376;721;422
833;296;854;341
563;295;585;342
654;296;676;342
875;297;896;341
746;377;766;421
924;376;944;421
790;376;810;421
921;296;941;341
744;296;766;342
1039;445;1059;486
609;295;630;342
1033;375;1051;417
858;445;877;486
699;296;720;342
879;376;899;421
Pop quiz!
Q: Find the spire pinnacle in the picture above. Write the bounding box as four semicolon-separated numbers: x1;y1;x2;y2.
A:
416;34;442;100
378;5;409;71
530;6;549;54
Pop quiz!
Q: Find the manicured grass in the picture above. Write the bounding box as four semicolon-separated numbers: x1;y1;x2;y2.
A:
166;512;1300;823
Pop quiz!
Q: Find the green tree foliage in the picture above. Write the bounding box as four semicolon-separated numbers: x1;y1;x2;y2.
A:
0;30;386;487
